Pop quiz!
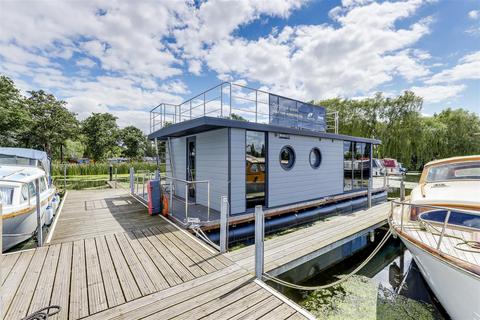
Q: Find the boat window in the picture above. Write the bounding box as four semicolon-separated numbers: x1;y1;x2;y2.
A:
309;148;322;169
21;185;29;203
40;177;47;192
0;187;14;205
279;146;295;170
28;182;37;198
426;162;480;182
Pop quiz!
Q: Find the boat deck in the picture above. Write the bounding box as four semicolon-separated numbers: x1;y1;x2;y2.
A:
1;189;309;320
392;209;480;267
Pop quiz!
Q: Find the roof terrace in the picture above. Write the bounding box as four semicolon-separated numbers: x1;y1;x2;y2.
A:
150;82;338;134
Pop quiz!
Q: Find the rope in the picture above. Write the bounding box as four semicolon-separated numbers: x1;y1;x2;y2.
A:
193;227;221;251
419;219;480;253
263;229;392;291
22;305;61;320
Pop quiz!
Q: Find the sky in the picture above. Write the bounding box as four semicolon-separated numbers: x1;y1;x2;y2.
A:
0;0;479;133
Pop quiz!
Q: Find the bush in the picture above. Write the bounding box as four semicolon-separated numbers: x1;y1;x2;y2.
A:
52;162;161;176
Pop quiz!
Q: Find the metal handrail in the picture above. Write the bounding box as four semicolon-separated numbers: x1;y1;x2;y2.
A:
389;200;480;255
163;176;211;222
150;82;339;135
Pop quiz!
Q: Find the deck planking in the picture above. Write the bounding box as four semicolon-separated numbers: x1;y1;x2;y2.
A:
5;188;403;319
50;189;167;243
227;201;391;274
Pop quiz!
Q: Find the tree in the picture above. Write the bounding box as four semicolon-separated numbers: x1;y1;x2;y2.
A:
63;138;86;160
82;113;119;161
23;90;79;156
0;75;31;146
120;126;147;159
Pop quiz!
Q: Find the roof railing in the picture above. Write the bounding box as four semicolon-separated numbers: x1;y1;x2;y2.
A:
150;82;339;134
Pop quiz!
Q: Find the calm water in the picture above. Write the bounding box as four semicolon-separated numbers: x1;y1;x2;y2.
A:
275;231;450;319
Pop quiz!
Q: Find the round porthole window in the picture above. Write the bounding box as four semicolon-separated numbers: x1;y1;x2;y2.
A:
279;146;295;170
309;147;322;169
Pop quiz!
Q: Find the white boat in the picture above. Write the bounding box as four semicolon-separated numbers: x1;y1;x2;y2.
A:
1;148;57;252
389;155;480;319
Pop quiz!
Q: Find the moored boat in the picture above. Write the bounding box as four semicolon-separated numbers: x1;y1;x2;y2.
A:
389;155;480;319
1;148;58;252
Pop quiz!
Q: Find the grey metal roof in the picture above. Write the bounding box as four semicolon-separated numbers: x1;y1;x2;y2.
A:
148;116;381;144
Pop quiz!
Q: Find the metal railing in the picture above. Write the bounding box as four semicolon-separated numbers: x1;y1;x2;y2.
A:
389;200;480;256
163;176;211;223
150;82;338;134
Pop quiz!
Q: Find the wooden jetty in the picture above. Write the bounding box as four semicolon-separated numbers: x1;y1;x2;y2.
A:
1;188;391;320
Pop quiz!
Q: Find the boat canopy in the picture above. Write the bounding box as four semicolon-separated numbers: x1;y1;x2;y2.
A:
0;148;51;178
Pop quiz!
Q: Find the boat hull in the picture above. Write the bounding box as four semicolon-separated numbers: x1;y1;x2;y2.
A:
2;202;49;252
399;234;480;320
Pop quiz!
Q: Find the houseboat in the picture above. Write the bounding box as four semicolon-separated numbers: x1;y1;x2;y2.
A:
1;148;58;252
389;155;480;319
148;82;387;242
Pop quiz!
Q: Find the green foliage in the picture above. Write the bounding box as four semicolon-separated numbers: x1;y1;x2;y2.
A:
23;90;80;156
120;126;147;159
0;76;31;146
226;113;247;121
63;139;86;160
82;113;120;161
318;92;480;170
51;161;158;176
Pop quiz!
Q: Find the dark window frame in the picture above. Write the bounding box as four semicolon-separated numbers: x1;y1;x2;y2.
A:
279;145;296;171
309;147;322;169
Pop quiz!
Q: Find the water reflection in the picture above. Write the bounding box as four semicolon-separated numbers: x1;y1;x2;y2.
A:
277;234;449;319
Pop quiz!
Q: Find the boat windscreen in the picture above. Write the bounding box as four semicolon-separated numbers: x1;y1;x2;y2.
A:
420;210;480;230
426;162;480;182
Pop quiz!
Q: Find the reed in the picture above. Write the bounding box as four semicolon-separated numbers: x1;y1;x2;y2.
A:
51;162;163;176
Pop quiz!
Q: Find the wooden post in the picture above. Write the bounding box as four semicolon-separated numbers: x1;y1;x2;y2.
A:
63;164;67;191
383;169;387;188
220;196;229;253
129;167;134;194
400;175;405;201
255;205;264;280
35;178;43;246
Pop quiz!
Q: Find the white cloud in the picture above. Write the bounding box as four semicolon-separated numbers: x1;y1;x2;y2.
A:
76;58;97;68
426;51;480;84
468;10;479;19
204;0;432;100
0;0;477;131
410;84;466;103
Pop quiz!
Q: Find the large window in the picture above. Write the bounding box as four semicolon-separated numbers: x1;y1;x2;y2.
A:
344;141;371;191
246;131;266;208
343;141;353;191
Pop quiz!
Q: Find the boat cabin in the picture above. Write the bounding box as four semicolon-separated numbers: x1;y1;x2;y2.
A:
148;83;382;226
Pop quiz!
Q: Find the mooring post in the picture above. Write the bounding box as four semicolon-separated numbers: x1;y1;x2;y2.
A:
400;174;405;201
220;196;229;253
255;205;264;280
35;178;43;247
129;167;134;194
383;169;387;188
367;177;372;208
63;163;67;191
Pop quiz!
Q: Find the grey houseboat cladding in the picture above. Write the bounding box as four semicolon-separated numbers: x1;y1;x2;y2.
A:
148;83;380;217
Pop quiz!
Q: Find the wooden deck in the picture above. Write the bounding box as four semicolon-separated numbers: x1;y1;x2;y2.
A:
49;189;167;244
226;202;391;275
1;189;310;320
